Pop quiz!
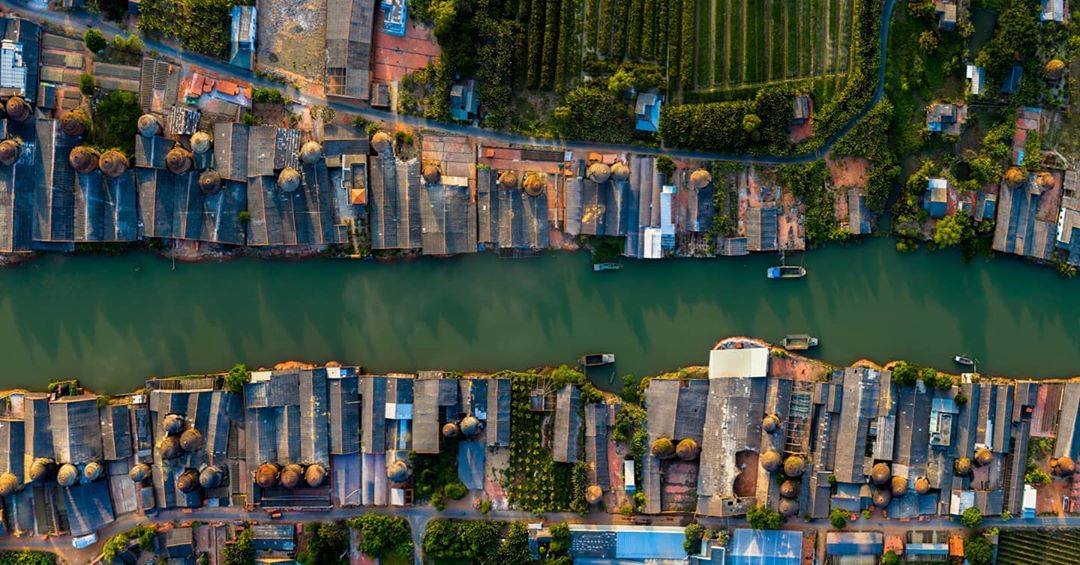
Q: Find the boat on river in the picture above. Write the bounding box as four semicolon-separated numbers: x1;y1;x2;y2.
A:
582;353;615;367
767;265;807;279
593;262;623;272
783;334;819;351
954;355;976;367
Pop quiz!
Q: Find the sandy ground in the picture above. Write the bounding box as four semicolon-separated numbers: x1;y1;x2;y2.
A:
256;0;327;80
827;157;870;188
371;8;440;84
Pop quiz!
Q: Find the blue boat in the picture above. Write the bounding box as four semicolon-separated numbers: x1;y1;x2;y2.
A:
767;266;806;279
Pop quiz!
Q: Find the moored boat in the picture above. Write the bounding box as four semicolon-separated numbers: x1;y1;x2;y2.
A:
953;355;976;367
782;334;819;351
582;353;616;367
767;265;807;279
593;262;623;272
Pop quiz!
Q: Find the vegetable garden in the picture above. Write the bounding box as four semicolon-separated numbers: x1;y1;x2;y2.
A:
689;0;858;99
996;529;1080;564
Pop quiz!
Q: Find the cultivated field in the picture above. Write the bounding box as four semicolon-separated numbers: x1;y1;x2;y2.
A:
693;0;857;96
997;529;1080;565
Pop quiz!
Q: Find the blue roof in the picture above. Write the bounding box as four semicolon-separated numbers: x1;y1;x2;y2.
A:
635;93;662;132
925;200;947;218
1003;65;1023;94
729;529;802;565
615;530;686;560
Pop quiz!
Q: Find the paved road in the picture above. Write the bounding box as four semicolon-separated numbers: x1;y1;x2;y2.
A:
1;0;896;164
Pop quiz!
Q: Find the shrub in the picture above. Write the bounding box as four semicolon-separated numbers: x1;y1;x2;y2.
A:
84;28;107;53
347;515;413;560
656;156;675;178
683;523;704;555
252;88;285;105
882;550;900;565
553;86;632;144
221;528;253;565
746;505;783;530
91;89;140;156
79;73;96;96
443;481;468;500
478;498;492;514
960;506;983;529
965;534;993;565
299;522;349;565
829;508;848;530
431;490;447;511
224;364;250;393
0;551;58;565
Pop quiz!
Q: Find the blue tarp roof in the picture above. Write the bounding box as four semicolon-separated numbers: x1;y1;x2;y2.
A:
615;530;686;560
729;529;802;565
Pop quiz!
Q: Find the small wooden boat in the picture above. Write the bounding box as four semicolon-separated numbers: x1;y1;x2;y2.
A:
593;262;623;272
767;265;807;279
783;334;819;351
953;355;976;367
582;353;616;367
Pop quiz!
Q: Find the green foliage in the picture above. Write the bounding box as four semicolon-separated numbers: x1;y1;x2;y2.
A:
831;100;900;213
0;551;58;565
570;461;590;515
881;549;900;565
444;481;468;500
656;156;675;178
222;528;254;565
478;498;492;514
95;0;130;21
1025;467;1051;485
299;522;349;565
829;508;849;529
684;523;704;555
138;0;235;58
224;364;250;393
84;28;107;53
79;73;96;96
1028;437;1055;459
662;85;796;154
346;515;413;560
778;162;847;244
554;86;632;144
961;506;984;529
954;391;968;406
611;402;644;443
505;373;573;512
746;505;784;530
91;89;140;156
501;522;532;563
422;519;509;564
975;0;1039;82
103;526;157;563
965;534;994;565
476;17;519;129
238;210;251;226
252;88;285;105
933;214;971;247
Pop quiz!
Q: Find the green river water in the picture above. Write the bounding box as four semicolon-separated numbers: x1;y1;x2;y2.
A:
0;237;1077;393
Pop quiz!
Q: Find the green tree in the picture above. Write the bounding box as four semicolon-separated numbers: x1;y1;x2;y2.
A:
964;534;994;565
498;522;531;562
742;113;762;134
91;89;141;155
84;28;107;53
224;364;250;393
683;523;704;555
656;156;675;178
221;527;253;565
443;481;468;500
299;522;349;565
961;506;983;529
933;214;971;247
917;31;939;53
746;505;783;530
79;73;96;96
829;508;848;530
607;67;634;96
554;86;632;144
881;550;900;565
347;515;413;560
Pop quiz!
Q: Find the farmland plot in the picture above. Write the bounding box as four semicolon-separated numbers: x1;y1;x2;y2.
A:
997;529;1080;565
691;0;857;96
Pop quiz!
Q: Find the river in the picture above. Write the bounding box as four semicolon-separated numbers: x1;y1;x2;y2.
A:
0;237;1077;393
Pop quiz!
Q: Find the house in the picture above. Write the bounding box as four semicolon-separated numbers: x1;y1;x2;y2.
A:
1041;0;1067;22
726;529;802;565
552;385;582;463
449;79;478;122
827;532;884;556
792;95;812;124
475;166;551;251
708;347;769;379
369;140;423;250
926;103;967;135
966;64;985;96
1003;64;1023;94
660;184;675;250
326;0;376;100
924;178;949;218
569;525;687;561
229;6;256;70
0;17;41;103
634;92;662;132
623;155;663;258
380;0;408;36
564;158;629;238
933;0;958;30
